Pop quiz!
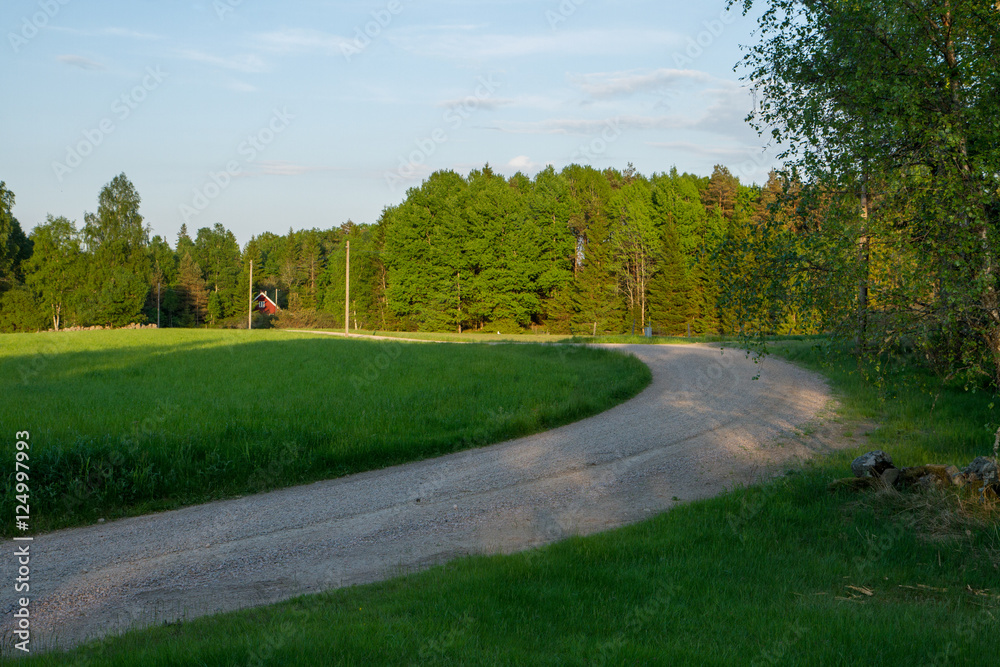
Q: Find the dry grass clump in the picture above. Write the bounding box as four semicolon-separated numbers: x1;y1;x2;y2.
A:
848;481;1000;550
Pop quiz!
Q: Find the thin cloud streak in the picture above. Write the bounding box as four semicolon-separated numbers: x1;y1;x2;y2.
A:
56;54;105;70
570;68;721;99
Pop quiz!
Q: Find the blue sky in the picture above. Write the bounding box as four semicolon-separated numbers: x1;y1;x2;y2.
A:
2;0;775;246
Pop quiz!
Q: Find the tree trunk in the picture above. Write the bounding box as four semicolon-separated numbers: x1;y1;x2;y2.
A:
979;223;1000;386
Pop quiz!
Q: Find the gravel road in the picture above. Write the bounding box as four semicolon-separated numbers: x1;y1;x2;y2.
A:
2;343;840;652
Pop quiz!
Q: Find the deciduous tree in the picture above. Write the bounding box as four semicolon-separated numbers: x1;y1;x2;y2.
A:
731;0;1000;383
26;215;84;330
82;173;151;326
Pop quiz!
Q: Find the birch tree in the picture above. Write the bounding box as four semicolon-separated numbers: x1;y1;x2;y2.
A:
731;0;1000;384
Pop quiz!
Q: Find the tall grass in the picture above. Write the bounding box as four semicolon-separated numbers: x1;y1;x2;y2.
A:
0;329;650;534
776;339;999;468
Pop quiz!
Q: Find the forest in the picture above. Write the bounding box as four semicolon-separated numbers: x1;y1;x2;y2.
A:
0;164;810;338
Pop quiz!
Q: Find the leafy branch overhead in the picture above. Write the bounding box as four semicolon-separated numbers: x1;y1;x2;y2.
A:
727;0;1000;385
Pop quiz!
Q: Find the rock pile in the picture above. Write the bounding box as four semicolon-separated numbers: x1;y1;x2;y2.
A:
829;450;999;495
59;323;158;332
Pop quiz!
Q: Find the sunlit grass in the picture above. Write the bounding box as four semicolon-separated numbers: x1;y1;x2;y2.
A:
775;339;999;470
312;329;575;343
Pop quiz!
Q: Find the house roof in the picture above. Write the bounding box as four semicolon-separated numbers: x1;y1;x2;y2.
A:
254;292;278;308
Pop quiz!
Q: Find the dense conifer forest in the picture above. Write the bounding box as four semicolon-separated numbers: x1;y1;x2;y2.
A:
0;164;811;337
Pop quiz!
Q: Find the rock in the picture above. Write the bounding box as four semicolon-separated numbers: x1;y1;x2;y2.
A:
943;465;966;487
880;467;901;488
896;465;951;489
916;473;946;490
963;457;999;486
897;466;924;488
56;322;157;332
925;464;952;479
851;450;895;478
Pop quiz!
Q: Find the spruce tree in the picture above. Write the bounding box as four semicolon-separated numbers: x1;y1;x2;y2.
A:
647;217;693;335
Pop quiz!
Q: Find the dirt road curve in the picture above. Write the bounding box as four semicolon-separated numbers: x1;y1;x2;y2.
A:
3;344;840;652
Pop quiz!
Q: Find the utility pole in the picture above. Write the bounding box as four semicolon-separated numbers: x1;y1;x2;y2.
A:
857;168;870;357
157;282;161;328
248;260;253;330
344;241;350;337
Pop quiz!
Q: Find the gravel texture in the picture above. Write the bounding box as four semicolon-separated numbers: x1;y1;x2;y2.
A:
2;343;837;652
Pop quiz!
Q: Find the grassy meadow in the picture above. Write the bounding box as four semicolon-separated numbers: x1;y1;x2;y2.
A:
323;330;576;344
12;339;1000;664
0;329;650;534
316;330;747;345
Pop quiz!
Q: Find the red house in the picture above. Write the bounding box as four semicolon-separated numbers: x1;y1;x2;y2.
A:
253;291;279;315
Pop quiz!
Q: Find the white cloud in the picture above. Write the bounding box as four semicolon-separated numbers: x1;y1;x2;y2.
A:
56;55;104;70
570;68;720;99
437;93;568;114
506;155;540;172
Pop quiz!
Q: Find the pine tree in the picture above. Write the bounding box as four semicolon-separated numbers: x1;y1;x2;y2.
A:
528;167;577;332
563;165;625;334
177;251;208;326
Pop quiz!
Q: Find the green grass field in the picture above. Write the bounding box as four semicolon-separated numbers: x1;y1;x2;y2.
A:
0;329;650;534
9;336;1000;664
321;330;739;345
329;330;576;344
332;329;821;347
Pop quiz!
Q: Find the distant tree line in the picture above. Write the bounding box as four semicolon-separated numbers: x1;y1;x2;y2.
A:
0;166;824;336
0;173;363;331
